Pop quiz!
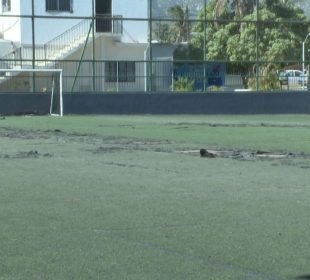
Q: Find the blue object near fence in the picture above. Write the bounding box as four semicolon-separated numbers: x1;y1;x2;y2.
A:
174;62;226;90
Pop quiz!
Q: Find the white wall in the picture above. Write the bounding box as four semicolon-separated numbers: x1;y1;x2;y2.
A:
0;39;13;56
98;38;147;91
95;36;146;60
21;0;92;44
0;0;21;42
1;0;148;45
60;36;148;92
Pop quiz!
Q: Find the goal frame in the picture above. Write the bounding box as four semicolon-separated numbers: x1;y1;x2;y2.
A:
0;68;63;116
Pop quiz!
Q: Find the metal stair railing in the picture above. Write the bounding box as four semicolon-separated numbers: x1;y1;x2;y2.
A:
43;18;92;61
0;51;17;69
0;19;92;68
95;14;123;34
112;15;123;34
0;45;43;68
0;15;124;69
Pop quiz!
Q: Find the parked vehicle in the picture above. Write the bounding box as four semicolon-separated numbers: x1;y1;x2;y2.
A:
278;70;308;88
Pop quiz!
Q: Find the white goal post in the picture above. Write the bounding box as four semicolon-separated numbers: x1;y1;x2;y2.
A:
0;68;63;116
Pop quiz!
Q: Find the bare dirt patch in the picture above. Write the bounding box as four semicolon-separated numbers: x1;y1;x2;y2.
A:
169;122;310;129
1;126;310;168
0;150;53;159
178;148;310;161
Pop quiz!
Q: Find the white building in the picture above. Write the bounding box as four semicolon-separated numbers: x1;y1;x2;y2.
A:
0;0;148;43
0;0;152;92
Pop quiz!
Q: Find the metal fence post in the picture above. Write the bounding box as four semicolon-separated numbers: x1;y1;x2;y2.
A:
31;0;36;92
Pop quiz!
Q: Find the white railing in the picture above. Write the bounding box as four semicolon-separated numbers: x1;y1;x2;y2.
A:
0;16;123;68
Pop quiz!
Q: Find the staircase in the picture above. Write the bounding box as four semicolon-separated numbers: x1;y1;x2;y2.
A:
0;15;123;69
0;19;93;69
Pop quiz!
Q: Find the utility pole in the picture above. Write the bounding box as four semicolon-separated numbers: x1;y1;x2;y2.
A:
302;33;310;74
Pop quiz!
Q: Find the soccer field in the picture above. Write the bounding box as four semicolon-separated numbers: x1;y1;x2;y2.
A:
1;115;310;280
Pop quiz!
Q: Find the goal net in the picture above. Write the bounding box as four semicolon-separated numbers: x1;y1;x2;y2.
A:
0;68;63;116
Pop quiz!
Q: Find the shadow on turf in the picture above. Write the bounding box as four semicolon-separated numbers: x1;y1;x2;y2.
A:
295;275;310;279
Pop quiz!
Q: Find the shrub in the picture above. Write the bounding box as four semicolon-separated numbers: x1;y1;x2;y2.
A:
173;77;195;92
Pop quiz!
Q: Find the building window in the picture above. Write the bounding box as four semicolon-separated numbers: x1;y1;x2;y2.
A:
105;61;136;83
2;0;11;12
46;0;73;12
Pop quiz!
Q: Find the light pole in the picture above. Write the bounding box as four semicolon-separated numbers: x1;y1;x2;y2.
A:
302;33;310;74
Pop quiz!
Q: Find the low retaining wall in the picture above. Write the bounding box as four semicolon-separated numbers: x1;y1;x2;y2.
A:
0;92;310;115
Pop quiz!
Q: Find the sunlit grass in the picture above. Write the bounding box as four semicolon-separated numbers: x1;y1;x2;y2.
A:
0;115;310;279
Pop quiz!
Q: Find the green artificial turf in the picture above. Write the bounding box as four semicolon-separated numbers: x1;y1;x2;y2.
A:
0;115;310;279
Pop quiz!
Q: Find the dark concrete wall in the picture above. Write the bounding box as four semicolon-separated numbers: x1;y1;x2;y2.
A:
0;93;51;115
1;92;310;115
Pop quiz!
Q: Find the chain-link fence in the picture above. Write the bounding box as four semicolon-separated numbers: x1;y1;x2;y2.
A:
0;0;310;93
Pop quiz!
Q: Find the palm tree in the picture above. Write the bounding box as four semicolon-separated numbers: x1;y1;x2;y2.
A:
168;5;190;43
213;0;256;21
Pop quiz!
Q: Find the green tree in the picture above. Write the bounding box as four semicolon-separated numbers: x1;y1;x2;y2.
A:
168;5;190;43
153;22;172;43
153;5;190;43
214;0;256;22
153;0;201;18
192;0;310;89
